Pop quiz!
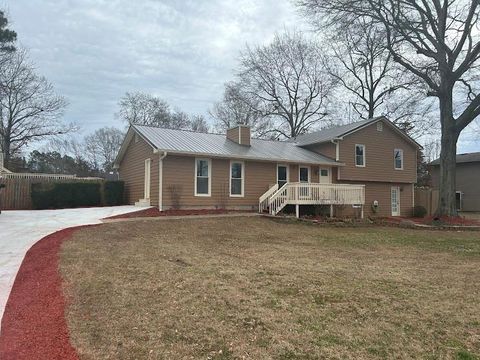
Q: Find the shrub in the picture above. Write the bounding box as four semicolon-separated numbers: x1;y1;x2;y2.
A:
104;181;125;206
413;205;427;218
32;182;102;209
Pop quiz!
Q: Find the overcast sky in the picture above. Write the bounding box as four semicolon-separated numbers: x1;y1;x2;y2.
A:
5;0;479;153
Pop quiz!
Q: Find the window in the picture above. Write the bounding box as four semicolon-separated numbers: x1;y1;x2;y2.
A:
320;169;328;177
299;166;310;183
230;161;244;197
355;144;365;167
394;149;404;170
456;191;462;211
377;122;383;131
195;158;211;196
277;165;288;188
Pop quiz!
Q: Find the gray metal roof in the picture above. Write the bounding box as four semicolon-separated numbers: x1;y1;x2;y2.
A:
430;152;480;165
133;124;340;165
292;118;379;146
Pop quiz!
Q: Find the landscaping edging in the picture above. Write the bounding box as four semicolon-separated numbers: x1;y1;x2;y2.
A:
0;227;90;360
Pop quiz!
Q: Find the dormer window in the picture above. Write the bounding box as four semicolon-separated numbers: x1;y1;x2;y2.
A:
355;144;365;167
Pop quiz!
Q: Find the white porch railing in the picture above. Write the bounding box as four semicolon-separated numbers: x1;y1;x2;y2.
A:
262;182;365;216
258;183;278;213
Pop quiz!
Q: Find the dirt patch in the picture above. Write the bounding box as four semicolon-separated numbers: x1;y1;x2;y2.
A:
0;227;86;360
104;207;253;220
60;217;480;359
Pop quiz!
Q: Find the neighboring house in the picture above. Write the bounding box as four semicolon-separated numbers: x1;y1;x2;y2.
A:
430;152;480;212
114;116;421;217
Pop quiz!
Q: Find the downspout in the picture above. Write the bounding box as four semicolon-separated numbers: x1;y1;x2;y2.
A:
154;150;167;211
331;138;341;180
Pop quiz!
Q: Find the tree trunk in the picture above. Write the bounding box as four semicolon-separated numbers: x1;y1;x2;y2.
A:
2;138;10;170
435;90;459;217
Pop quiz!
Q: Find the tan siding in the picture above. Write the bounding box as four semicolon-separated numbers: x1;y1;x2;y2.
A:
162;155;277;209
336;181;413;217
118;136;158;205
226;127;240;143
306;142;336;160
337;121;417;183
431;162;480;211
240;127;251;146
161;156;326;210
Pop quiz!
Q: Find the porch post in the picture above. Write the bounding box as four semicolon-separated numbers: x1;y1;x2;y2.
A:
295;204;300;218
361;205;364;219
330;204;333;218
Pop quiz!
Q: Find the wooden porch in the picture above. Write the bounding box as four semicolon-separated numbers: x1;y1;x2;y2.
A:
259;182;365;218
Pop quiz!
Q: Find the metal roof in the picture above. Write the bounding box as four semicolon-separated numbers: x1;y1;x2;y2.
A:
292;117;381;146
132;124;340;165
430;152;480;165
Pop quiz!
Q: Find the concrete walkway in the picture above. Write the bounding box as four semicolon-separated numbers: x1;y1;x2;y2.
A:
0;206;140;329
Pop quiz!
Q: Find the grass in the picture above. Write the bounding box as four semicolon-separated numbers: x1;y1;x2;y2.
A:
60;217;480;359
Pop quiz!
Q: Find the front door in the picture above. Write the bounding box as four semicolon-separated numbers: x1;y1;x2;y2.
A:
144;158;151;200
299;166;310;198
277;165;288;188
391;186;400;216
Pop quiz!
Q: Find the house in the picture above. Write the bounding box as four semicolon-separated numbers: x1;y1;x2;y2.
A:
114;116;421;217
430;152;480;212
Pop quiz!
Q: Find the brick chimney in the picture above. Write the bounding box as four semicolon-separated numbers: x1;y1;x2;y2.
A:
226;125;251;146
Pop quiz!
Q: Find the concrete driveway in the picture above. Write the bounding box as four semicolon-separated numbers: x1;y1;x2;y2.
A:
0;206;140;327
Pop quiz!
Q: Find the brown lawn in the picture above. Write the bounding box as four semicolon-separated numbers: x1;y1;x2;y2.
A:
60;217;480;359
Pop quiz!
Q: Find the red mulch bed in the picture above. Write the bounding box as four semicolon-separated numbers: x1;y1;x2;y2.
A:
0;227;91;360
105;207;253;220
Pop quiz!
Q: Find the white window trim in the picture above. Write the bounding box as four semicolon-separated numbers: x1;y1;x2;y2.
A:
229;160;245;197
456;191;463;211
394;148;404;170
299;166;311;183
355;144;366;167
194;158;211;197
277;164;289;186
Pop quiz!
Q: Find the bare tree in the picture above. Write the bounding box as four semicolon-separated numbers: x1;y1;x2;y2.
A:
190;114;210;133
298;0;480;216
210;81;271;136
116;92;172;126
84;127;124;172
0;50;70;168
117;91;202;131
236;31;333;138
327;19;436;138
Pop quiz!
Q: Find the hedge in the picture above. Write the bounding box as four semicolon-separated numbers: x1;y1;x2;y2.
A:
103;181;125;206
31;180;125;210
